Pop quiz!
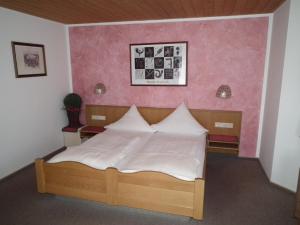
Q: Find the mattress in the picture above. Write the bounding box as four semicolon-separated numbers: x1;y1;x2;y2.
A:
48;130;206;181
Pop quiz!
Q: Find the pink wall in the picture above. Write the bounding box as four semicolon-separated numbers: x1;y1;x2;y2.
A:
69;17;268;157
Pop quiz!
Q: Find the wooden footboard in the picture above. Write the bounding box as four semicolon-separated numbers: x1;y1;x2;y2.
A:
35;159;205;220
116;171;204;219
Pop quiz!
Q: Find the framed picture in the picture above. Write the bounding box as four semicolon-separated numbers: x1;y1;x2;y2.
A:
11;41;47;78
130;41;187;86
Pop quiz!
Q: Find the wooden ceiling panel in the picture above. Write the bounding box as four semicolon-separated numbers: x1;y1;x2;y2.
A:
0;0;286;24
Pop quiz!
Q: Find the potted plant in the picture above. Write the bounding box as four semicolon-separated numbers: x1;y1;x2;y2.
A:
63;93;83;129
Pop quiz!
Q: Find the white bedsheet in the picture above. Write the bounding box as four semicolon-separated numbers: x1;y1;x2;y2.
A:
48;129;152;170
116;132;206;180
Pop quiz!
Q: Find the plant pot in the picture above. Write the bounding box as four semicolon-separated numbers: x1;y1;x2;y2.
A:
66;107;83;129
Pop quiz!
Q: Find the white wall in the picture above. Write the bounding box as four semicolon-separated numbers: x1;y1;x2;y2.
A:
259;1;290;179
0;8;70;179
270;0;300;191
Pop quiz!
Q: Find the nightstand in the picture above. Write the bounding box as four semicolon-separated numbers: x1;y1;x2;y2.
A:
207;134;239;155
80;126;106;141
62;126;82;147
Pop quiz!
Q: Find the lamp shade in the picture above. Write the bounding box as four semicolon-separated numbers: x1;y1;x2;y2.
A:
216;85;231;99
95;83;106;95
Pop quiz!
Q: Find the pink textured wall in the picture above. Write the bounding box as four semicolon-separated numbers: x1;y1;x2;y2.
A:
69;17;268;157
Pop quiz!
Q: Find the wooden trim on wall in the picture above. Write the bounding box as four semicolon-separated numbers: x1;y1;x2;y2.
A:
85;104;242;137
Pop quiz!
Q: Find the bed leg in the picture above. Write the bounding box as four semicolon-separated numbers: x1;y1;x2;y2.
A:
106;168;118;205
193;179;205;220
35;159;46;193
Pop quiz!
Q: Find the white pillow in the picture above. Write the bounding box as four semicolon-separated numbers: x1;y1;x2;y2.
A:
151;103;207;135
105;105;155;132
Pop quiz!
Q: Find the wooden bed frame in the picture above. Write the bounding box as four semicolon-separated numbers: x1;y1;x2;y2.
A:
35;105;242;220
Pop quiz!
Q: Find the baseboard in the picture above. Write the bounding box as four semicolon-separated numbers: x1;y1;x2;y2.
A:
0;147;66;184
257;159;296;194
270;181;296;194
208;152;259;160
42;146;66;161
238;156;259;160
0;163;34;184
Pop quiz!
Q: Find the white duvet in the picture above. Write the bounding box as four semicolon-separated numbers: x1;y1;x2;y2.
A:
48;130;206;181
116;132;206;180
48;129;152;170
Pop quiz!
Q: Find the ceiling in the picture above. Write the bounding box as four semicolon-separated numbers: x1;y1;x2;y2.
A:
0;0;286;24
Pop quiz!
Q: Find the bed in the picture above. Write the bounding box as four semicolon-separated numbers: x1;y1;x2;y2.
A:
35;105;242;220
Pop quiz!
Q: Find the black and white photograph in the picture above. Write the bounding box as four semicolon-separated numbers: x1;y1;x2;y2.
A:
11;41;47;78
130;42;187;86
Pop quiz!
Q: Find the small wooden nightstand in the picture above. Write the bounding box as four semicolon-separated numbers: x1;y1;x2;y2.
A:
80;126;106;141
207;134;239;155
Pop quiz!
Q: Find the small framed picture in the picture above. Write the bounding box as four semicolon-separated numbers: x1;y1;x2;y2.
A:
130;41;188;86
11;41;47;78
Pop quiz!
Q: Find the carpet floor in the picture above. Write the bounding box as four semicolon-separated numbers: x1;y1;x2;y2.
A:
0;153;297;225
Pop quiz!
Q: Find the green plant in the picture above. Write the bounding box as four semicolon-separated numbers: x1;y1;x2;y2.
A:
63;93;82;109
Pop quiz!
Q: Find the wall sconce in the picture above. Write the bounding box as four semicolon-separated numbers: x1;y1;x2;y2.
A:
216;85;231;99
95;83;106;95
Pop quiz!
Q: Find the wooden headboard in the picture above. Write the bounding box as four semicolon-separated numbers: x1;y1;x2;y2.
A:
85;105;242;137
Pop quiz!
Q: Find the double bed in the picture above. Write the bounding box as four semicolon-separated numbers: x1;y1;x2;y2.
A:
35;104;241;220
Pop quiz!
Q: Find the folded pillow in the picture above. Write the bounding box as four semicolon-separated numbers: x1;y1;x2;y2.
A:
105;105;155;132
151;103;207;135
